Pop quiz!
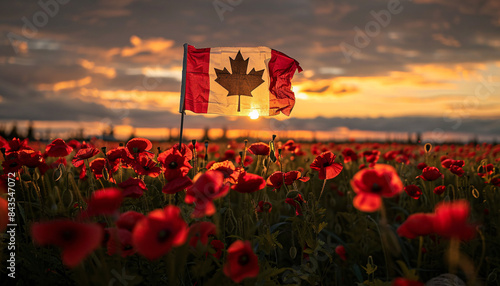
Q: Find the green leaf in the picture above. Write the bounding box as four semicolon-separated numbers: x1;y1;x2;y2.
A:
315;221;328;233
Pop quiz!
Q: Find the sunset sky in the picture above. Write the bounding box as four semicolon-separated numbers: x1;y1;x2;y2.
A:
0;0;499;142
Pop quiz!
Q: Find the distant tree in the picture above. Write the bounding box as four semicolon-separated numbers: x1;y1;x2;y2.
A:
202;127;210;141
8;122;20;140
27;121;36;141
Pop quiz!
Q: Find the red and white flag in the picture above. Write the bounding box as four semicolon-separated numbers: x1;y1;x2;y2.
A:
180;45;302;117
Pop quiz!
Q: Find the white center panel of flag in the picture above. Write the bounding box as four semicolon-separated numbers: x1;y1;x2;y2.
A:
208;47;271;116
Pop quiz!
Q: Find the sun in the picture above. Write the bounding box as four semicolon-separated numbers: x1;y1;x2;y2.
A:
249;110;259;120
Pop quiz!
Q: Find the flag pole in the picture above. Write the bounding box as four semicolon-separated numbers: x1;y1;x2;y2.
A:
178;43;188;151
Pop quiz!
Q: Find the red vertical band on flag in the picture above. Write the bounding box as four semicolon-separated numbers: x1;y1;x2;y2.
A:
184;45;210;113
268;50;302;116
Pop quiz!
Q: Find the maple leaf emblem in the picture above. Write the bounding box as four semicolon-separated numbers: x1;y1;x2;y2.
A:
214;51;265;112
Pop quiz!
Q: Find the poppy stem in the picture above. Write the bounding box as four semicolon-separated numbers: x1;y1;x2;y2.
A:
417;236;423;272
368;214;390;281
317;179;327;204
447;238;460;274
474;227;486;278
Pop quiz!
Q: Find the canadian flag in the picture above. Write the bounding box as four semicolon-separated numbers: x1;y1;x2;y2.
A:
180;45;302;117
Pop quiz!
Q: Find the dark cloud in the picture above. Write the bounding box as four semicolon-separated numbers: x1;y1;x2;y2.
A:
0;0;499;137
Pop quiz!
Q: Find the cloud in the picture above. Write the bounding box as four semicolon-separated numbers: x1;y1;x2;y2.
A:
38;76;92;92
0;0;500;137
432;33;461;47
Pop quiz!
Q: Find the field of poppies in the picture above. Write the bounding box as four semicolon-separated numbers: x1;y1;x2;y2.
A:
1;136;499;285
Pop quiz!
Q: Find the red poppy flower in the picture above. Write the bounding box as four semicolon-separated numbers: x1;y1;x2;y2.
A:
89;158;107;180
450;165;465;177
5;138;32;156
158;148;192;181
116;211;145;232
18;150;49;174
188;221;216;247
404;185;422;199
2;156;22;174
106;147;134;172
417;162;427;170
491;177;500;187
266;171;285;191
50;157;67;169
350;164;403;212
126;137;152;156
284;170;310;184
209;160;239;184
18;150;42;167
208;144;220;154
397;213;435;239
118;178;148;198
434;185;446;195
418;167;443;181
0;197;8;232
162;176;193;194
283;140;300;153
441;159;464;169
188;141;204;153
256;201;272;213
206;160;216;169
310;151;343;180
218;150;235;162
107;147;131;163
285;194;306;216
80;188;123;219
266;171;309;191
478;164;494;178
67;139;82;151
45;139;73;157
172;143;193;161
236;155;253;167
132;205;188;260
209;240;224;259
72;147;100;168
433;200;475;241
311;144;321;156
223;240;259;283
132;154;161;177
383;150;400;161
363;150;380;166
247;142;270;156
392;278;424;286
335;245;347;261
106;228;135;258
341;148;358;163
231;171;266;193
185;171;229;218
31;220;103;268
396;155;410;165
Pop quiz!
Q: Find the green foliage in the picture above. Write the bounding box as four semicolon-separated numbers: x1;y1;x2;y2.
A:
1;140;500;285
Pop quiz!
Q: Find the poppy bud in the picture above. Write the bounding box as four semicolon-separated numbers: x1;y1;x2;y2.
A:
424;143;432;153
